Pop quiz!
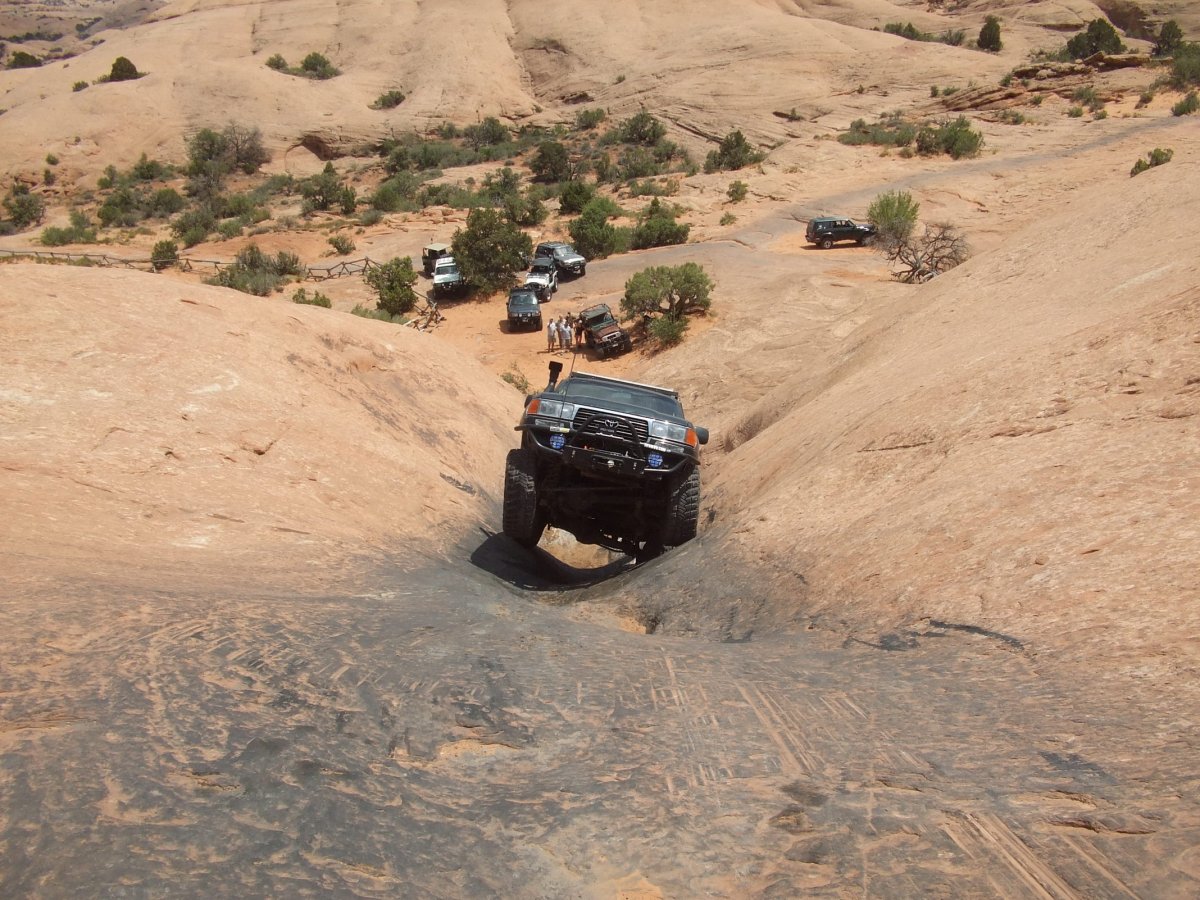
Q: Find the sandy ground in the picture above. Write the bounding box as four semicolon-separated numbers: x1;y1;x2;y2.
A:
3;0;1200;896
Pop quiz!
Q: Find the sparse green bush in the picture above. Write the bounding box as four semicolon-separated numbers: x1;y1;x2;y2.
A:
40;210;96;246
617;111;666;146
1130;147;1173;176
72;80;88;92
1068;106;1084;117
7;51;42;69
364;256;418;316
1155;21;1184;56
292;287;332;308
151;239;179;270
704;130;764;173
1066;19;1125;59
727;180;748;203
328;233;355;255
300;52;339;80
930;85;939;98
576;108;606;130
107;56;140;82
266;54;288;71
867;190;920;245
208;244;302;295
839;115;917;148
358;208;382;226
1171;43;1200;88
558;179;595;215
300;162;355;215
1172;91;1199;116
531;140;571;182
1072;85;1103;110
569;197;621;260
719;212;736;226
630;198;689;250
978;16;1002;52
463;117;509;149
3;182;44;228
648;315;688;347
187;124;270;177
370;173;421;212
372;89;405;110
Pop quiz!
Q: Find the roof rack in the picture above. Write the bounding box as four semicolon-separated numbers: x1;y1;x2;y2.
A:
568;370;679;398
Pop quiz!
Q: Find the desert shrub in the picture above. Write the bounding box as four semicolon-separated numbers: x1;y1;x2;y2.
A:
187;124;270;177
978;16;1002;52
463;117;509;149
620;263;713;330
1072;85;1103;110
1171;92;1198;116
151;239;179;270
364;256;418;315
358;208;383;226
940;30;966;47
72;80;88;92
209;244;302;295
370;173;421;212
372;89;405;109
531;140;571;182
41;210;97;246
884;22;925;41
3;182;44;228
266;54;288;71
930;86;939;98
1031;94;1045;106
171;206;217;247
1155;21;1184;56
1067;106;1084;117
616;147;659;180
882;223;969;283
630;198;689;250
617;111;666;146
328;233;355;255
500;365;530;393
727;180;748;203
867;190;920;245
7;51;42;69
450;207;531;294
149;188;185;217
107;56;140;82
648;315;689;348
704;130;764;172
997;110;1026;125
558;179;595;214
839;116;917;148
627;178;678;198
1171;43;1200;88
1130;147;1173;176
300;162;355;214
720;212;736;225
576;108;606;130
416;182;483;210
300;52;339;79
1094;109;1108;120
292;287;332;308
501;190;548;227
569;197;621;260
1066;19;1125;59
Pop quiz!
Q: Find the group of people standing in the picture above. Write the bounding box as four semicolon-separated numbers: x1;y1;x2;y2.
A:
546;314;585;352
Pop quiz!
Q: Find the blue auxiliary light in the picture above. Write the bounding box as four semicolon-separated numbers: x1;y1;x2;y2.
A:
550;434;566;450
647;452;664;469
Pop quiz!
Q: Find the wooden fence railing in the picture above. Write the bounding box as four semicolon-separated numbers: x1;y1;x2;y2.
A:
0;248;383;282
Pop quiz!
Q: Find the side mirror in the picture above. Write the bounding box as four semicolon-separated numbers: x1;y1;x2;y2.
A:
695;426;709;446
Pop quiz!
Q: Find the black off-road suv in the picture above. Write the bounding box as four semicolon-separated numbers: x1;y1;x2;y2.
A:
503;362;709;560
534;241;587;277
806;216;877;248
506;286;542;331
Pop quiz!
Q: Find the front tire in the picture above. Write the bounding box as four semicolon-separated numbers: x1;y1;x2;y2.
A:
661;468;701;547
503;448;545;548
820;237;833;249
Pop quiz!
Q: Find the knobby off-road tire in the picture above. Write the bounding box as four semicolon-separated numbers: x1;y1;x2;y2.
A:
503;448;545;548
661;467;701;547
820;237;834;249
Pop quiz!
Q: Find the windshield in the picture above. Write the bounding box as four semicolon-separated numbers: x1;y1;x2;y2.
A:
559;379;684;419
435;263;459;276
509;293;538;308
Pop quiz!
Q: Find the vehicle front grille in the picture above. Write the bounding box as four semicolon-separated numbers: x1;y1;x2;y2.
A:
573;410;648;446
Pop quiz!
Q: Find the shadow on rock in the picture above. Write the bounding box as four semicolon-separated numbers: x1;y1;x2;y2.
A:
469;529;633;592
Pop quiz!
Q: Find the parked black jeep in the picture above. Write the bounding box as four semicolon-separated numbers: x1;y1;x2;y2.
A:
503;362;709;560
806;216;878;248
506;287;543;331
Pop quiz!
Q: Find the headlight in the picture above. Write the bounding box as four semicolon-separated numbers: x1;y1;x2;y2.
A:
649;420;689;443
526;399;576;420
